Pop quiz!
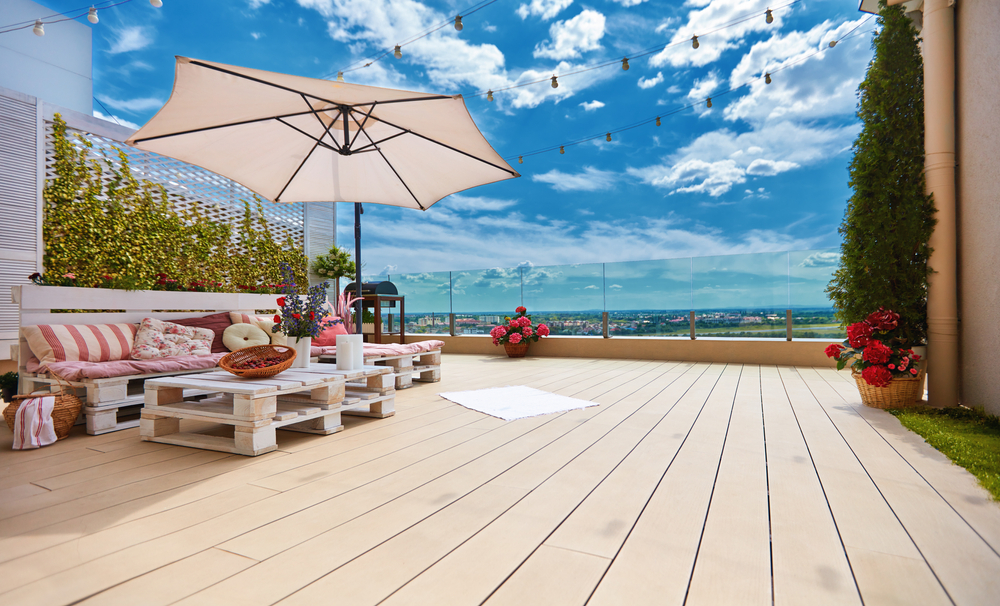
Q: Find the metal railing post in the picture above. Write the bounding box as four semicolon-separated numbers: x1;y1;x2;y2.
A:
786;310;793;341
602;312;609;338
690;311;696;340
449;313;456;336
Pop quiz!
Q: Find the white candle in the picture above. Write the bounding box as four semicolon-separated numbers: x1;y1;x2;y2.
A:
336;335;353;370
349;334;364;369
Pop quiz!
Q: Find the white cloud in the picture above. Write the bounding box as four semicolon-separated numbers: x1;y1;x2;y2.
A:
611;0;648;5
532;166;618;192
579;100;605;111
687;71;720;103
637;72;664;89
516;0;574;21
533;10;606;60
108;26;154;54
248;0;272;7
482;22;498;33
96;95;164;113
441;195;518;212
746;158;799;176
250;32;264;40
92;111;140;130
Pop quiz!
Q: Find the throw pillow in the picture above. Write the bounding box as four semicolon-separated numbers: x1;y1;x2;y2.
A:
170;312;233;353
23;323;140;366
254;319;287;346
131;318;214;360
313;319;350;346
222;323;272;351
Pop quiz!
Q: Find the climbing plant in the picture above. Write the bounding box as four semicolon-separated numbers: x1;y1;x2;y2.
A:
41;114;308;292
826;0;937;346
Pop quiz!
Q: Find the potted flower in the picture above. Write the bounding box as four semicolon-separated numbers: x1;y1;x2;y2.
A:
273;262;333;367
826;307;924;408
491;307;550;358
1;372;18;404
311;246;357;295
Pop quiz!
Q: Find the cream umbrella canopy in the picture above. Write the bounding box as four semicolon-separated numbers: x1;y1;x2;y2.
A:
127;56;519;332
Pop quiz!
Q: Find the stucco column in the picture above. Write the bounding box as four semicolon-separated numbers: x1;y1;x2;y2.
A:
922;0;960;406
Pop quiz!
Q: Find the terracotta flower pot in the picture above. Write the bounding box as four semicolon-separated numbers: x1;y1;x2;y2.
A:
504;342;529;358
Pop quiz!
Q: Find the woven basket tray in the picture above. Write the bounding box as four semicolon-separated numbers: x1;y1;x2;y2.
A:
219;345;296;378
3;375;83;441
853;368;926;409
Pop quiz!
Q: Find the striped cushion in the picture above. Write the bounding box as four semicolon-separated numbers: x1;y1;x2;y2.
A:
23;323;139;366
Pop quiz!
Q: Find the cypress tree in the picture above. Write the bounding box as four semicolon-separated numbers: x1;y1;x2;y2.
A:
826;0;937;346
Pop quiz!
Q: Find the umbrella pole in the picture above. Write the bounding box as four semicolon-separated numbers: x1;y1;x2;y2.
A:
354;202;363;335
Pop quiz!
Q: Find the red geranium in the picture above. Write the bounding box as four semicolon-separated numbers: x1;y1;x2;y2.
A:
491;307;548;348
516;306;527;314
866;307;900;331
825;343;845;359
862;340;892;365
846;322;873;348
862;365;893;387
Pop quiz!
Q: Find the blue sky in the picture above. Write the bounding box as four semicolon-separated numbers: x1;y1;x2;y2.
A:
29;0;875;277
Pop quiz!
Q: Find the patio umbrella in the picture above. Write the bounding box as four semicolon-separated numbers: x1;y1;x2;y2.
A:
126;56;519;332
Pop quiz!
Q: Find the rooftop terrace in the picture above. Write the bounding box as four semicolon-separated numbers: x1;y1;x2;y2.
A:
2;354;999;605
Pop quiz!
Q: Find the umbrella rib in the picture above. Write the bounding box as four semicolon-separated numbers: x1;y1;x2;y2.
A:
347;104;379;150
372;115;518;177
350;130;408;153
275;140;322;203
130;109;321;144
275;118;340;153
301;94;345;151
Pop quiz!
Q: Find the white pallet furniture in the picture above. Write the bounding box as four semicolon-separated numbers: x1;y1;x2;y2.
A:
319;348;441;389
140;365;394;456
12;284;280;435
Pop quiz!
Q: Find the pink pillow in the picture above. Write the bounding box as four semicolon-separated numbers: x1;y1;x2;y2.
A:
313;320;349;346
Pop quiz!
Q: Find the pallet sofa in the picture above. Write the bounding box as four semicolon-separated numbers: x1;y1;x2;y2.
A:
12;284;281;435
314;341;443;390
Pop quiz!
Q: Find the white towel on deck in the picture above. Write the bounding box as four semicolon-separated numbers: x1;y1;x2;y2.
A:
12;396;58;450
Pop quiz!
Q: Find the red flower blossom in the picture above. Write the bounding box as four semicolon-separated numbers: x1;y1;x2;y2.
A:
866;308;900;331
277;297;286;307
273;314;281;323
862;340;893;365
911;353;921;362
309;311;315;320
515;306;527;314
292;313;301;320
523;326;534;337
508;332;522;344
862;365;893;387
910;368;918;375
537;324;550;336
888;364;896;370
824;343;845;358
847;322;873;348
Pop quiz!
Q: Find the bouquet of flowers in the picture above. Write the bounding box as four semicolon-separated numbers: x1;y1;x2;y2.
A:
825;307;922;387
273;262;333;341
491;306;550;346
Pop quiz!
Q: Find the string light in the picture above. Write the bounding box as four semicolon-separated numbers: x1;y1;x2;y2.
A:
487;89;494;101
33;20;44;36
622;57;629;71
765;72;771;84
559;146;565;154
87;7;98;23
766;8;773;24
551;75;558;88
337;71;345;82
606;132;612;142
655;116;661;126
2;0;165;37
829;40;837;47
393;45;402;59
518;156;523;164
150;0;162;6
691;35;699;49
454;15;463;30
706;97;712;108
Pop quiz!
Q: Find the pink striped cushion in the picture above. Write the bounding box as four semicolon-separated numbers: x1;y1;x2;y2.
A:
23;323;139;365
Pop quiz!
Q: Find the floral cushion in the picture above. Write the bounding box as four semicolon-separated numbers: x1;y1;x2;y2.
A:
130;317;215;360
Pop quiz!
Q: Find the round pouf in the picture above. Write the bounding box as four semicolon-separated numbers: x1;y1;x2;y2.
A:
504;342;529;358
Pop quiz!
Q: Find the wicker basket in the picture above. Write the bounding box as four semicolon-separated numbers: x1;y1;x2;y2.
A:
503;342;530;358
853;368;926;409
3;375;83;441
219;344;296;378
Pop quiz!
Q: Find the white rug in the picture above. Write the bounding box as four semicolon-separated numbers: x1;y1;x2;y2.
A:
438;385;598;421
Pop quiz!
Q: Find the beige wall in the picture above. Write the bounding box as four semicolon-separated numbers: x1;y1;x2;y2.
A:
956;1;1000;415
405;335;836;368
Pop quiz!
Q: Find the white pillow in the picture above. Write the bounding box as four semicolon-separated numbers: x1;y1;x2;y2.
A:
222;323;272;351
255;319;287;346
131;318;214;360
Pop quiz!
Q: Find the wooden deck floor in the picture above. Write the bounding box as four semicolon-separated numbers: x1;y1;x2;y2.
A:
2;355;1000;605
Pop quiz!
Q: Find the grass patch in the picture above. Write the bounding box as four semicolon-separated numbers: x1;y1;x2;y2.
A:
889;406;1000;500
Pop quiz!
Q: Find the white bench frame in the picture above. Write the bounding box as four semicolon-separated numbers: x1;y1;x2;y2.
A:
12;284;280;435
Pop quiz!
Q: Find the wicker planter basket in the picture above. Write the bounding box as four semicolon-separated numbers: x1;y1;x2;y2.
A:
219;345;296;378
3;375;83;441
853;368;926;409
503;342;530;358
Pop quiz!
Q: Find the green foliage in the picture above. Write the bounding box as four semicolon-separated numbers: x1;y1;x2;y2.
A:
826;0;937;346
890;406;1000;501
42;114;308;292
0;372;18;394
311;246;356;282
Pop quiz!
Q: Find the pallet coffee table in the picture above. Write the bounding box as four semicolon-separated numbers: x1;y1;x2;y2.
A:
140;365;394;456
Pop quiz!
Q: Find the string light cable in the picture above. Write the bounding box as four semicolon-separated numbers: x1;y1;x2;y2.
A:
506;22;876;162
0;0;159;35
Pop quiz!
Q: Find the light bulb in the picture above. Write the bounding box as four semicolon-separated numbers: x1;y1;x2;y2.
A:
559;146;565;154
691;35;699;49
706;97;712;108
33;20;44;36
622;57;629;71
394;45;402;59
765;72;771;84
829;40;837;48
88;7;99;24
606;133;612;142
150;0;162;7
518;156;523;164
551;75;558;88
487;89;494;102
454;16;463;31
655;116;661;126
766;9;773;24
337;71;344;82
